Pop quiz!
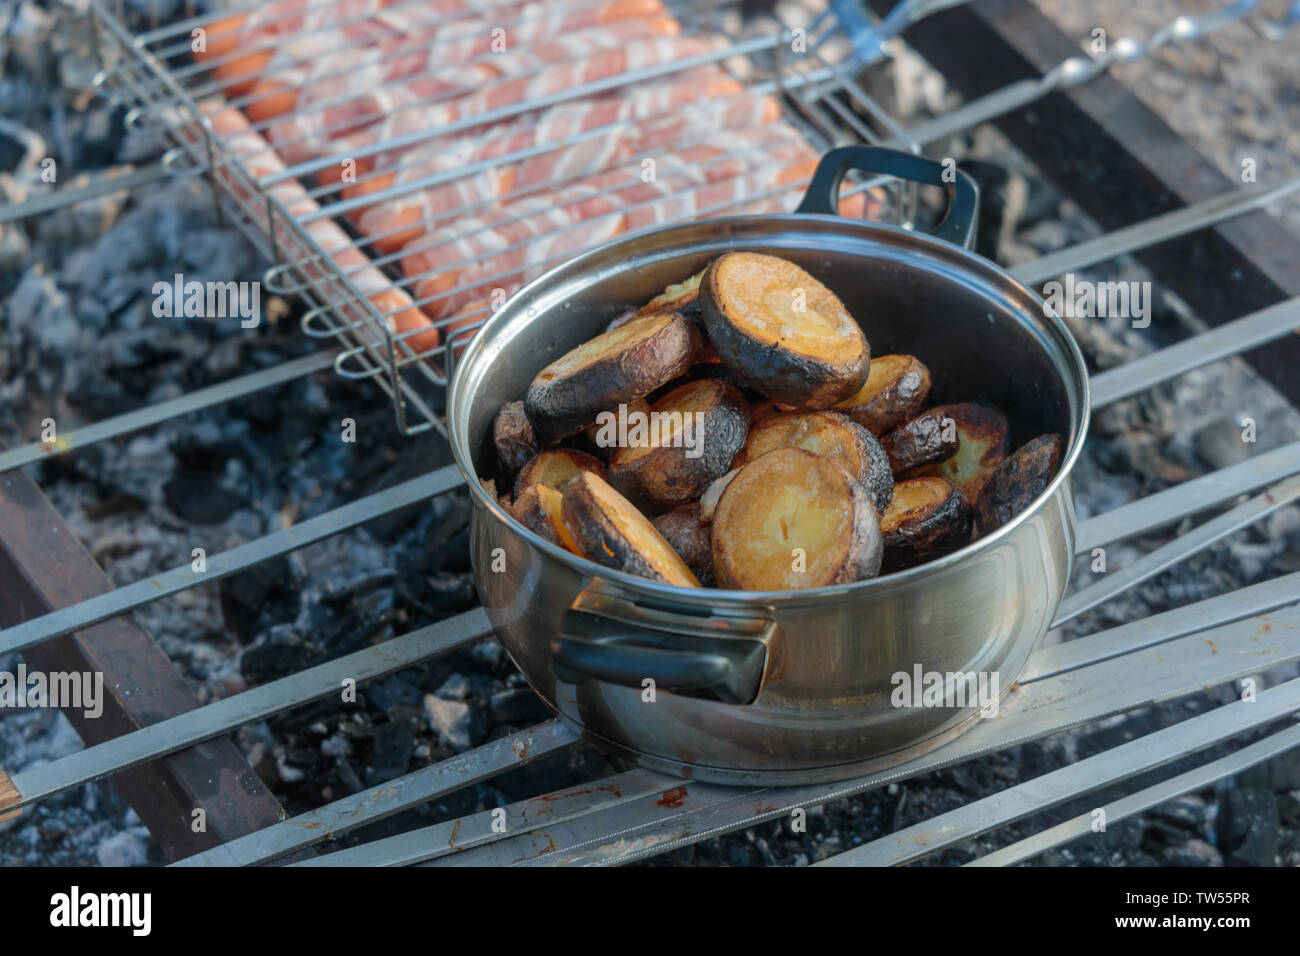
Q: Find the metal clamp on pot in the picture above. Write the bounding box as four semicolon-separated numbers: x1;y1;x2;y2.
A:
552;590;775;706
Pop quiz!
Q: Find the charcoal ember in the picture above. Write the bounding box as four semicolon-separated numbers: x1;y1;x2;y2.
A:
1163;839;1223;867
241;625;320;686
169;419;246;473
1216;788;1279;866
219;556;298;644
364;674;423;715
421;573;476;612
1144;796;1206;835
162;471;245;524
365;719;416;785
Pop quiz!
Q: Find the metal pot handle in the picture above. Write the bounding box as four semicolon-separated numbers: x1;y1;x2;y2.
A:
795;146;980;249
551;597;774;706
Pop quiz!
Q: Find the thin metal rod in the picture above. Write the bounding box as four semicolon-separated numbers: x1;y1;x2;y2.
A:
967;722;1300;867
174;720;579;866
0;465;467;658
0;351;337;474
1089;297;1300;409
6;609;491;814
1073;440;1300;555
816;678;1300;866
1053;473;1300;626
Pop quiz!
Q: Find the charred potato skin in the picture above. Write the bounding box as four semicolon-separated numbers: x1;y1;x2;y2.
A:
559;473;699;586
881;478;972;572
608;380;750;510
653;504;715;586
880;409;959;475
632;269;705;324
711;449;883;590
919;402;1009;500
510;484;560;545
699;253;870;410
513;448;606;499
976;434;1065;535
836;354;932;435
492;401;540;478
524;313;702;442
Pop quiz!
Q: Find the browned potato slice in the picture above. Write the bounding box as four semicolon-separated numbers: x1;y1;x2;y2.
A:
492;400;540;478
560;472;701;587
976;434;1065;534
524;312;702;441
511;484;582;553
513;448;606;498
582;397;648;455
700;252;870;409
731;410;893;514
633;268;705;322
880;409;959;475
712;448;882;590
698;468;739;523
653;503;714;586
750;400;783;425
880;477;972;571
916;402;1009;500
607;378;749;509
835;354;932;435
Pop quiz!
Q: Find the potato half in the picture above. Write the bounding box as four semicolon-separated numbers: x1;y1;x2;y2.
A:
513;448;606;499
731;410;893;514
633;268;705;322
976;434;1065;534
881;476;972;571
712;448;883;590
524;312;701;441
880;408;959;475
917;402;1009;500
492;400;540;479
835;354;932;435
700;252;870;409
607;378;750;509
560;471;701;587
653;503;715;586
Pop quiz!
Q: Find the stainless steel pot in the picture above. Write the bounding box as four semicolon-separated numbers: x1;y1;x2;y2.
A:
448;147;1090;785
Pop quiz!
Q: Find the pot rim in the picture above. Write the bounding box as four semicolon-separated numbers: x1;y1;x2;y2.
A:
449;212;1091;609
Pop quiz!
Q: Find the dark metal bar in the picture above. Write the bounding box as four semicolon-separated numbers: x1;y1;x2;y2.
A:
0;466;283;860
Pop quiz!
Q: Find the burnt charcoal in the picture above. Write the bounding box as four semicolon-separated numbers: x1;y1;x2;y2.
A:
365;719;415;785
170;419;246;473
1237;748;1300;793
440;529;473;574
219;556;298;644
241;625;320;686
1145;796;1205;834
163;472;244;524
66;372;134;418
488;689;552;728
334;756;364;795
365;674;423;714
423;573;475;612
1163;839;1223;867
1217;788;1279;866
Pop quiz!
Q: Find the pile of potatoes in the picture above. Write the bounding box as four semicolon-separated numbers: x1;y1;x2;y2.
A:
485;252;1063;590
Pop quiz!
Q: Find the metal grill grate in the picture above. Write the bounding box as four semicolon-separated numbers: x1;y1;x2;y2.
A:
3;0;1300;866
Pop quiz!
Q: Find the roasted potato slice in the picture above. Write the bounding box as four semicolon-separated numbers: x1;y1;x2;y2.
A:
633;268;705;322
560;471;701;587
976;434;1065;534
880;409;959;475
880;477;972;571
835;354;932;435
492;400;540;478
731;410;893;514
513;448;606;498
700;252;870;409
607;378;749;509
712;448;883;590
512;483;582;554
653;503;715;586
524;312;701;441
582;397;649;456
916;402;1009;500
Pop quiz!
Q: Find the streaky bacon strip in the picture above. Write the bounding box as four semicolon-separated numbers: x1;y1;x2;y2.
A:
194;101;441;354
351;88;776;254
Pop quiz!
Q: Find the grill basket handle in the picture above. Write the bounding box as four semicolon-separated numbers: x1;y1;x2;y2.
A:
796;145;980;249
551;608;770;706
